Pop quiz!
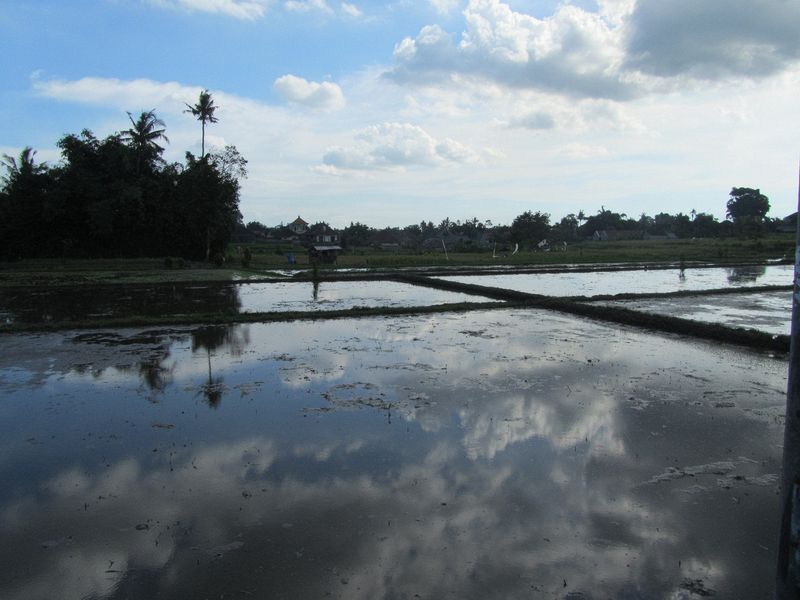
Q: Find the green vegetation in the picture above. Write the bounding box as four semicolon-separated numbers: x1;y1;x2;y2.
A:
241;235;795;271
0;92;245;262
0;234;792;287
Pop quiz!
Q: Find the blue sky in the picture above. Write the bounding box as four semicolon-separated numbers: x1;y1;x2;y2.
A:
2;0;799;228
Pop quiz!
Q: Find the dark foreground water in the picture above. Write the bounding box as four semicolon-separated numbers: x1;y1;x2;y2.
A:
0;280;495;326
0;310;787;599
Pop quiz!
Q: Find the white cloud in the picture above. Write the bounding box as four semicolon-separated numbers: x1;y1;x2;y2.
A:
558;142;610;160
340;2;362;18
284;0;332;13
429;0;458;16
273;75;345;110
390;0;633;99
321;122;479;171
33;76;196;109
390;0;800;101
147;0;268;20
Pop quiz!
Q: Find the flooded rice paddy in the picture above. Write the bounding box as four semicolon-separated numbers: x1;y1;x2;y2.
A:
0;280;494;326
0;308;787;599
598;290;792;336
440;264;792;297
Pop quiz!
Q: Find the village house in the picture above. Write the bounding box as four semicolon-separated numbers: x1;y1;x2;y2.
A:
304;222;342;264
288;216;308;235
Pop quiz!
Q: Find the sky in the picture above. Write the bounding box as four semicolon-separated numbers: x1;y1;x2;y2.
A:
1;0;799;228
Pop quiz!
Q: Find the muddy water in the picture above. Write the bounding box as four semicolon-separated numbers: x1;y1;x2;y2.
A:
440;264;792;297
235;280;493;312
0;281;493;326
0;311;786;599
598;290;792;335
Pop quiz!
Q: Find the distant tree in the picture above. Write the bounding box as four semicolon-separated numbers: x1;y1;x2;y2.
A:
245;221;270;238
510;210;550;246
578;208;632;237
673;213;692;238
726;187;770;223
342;221;372;248
0;147;54;258
122;110;169;175
451;217;485;240
185;89;219;159
177;147;246;260
691;213;720;238
1;147;48;187
209;145;247;181
551;214;578;241
726;187;770;237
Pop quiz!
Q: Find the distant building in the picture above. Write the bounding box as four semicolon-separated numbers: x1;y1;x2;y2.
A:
305;223;340;246
289;216;309;235
305;223;342;263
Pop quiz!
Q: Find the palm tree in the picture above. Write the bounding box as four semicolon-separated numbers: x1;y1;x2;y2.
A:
121;110;169;175
1;147;47;187
184;89;218;158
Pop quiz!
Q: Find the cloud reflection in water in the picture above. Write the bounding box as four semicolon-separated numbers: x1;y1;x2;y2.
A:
0;310;786;599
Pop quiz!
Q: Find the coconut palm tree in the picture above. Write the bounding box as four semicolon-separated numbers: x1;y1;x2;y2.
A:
1;147;47;187
121;110;169;175
184;89;218;158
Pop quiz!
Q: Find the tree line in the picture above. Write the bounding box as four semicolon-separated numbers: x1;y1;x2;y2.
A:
0;91;247;261
244;187;779;252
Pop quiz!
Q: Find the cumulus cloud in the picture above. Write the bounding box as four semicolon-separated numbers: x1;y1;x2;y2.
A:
273;75;345;110
390;0;800;100
321;122;479;171
624;0;800;79
147;0;267;20
429;0;459;15
390;0;633;100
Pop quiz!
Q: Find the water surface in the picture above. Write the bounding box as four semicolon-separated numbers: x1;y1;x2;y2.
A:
440;264;792;297
597;290;791;335
0;280;494;326
0;311;786;599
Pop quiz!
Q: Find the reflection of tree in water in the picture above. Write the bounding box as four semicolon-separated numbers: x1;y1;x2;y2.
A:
138;358;175;396
0;283;243;326
67;332;177;397
191;325;250;408
726;265;766;283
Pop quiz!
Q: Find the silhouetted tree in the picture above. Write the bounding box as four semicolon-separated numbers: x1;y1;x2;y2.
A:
185;89;218;158
726;187;770;223
121;110;169;175
177;146;246;260
510;210;550;246
0;147;54;258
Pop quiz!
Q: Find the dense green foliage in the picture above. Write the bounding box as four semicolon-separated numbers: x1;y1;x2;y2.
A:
0;110;246;261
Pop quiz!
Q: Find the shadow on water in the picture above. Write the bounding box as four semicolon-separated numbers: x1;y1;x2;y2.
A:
0;283;243;326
